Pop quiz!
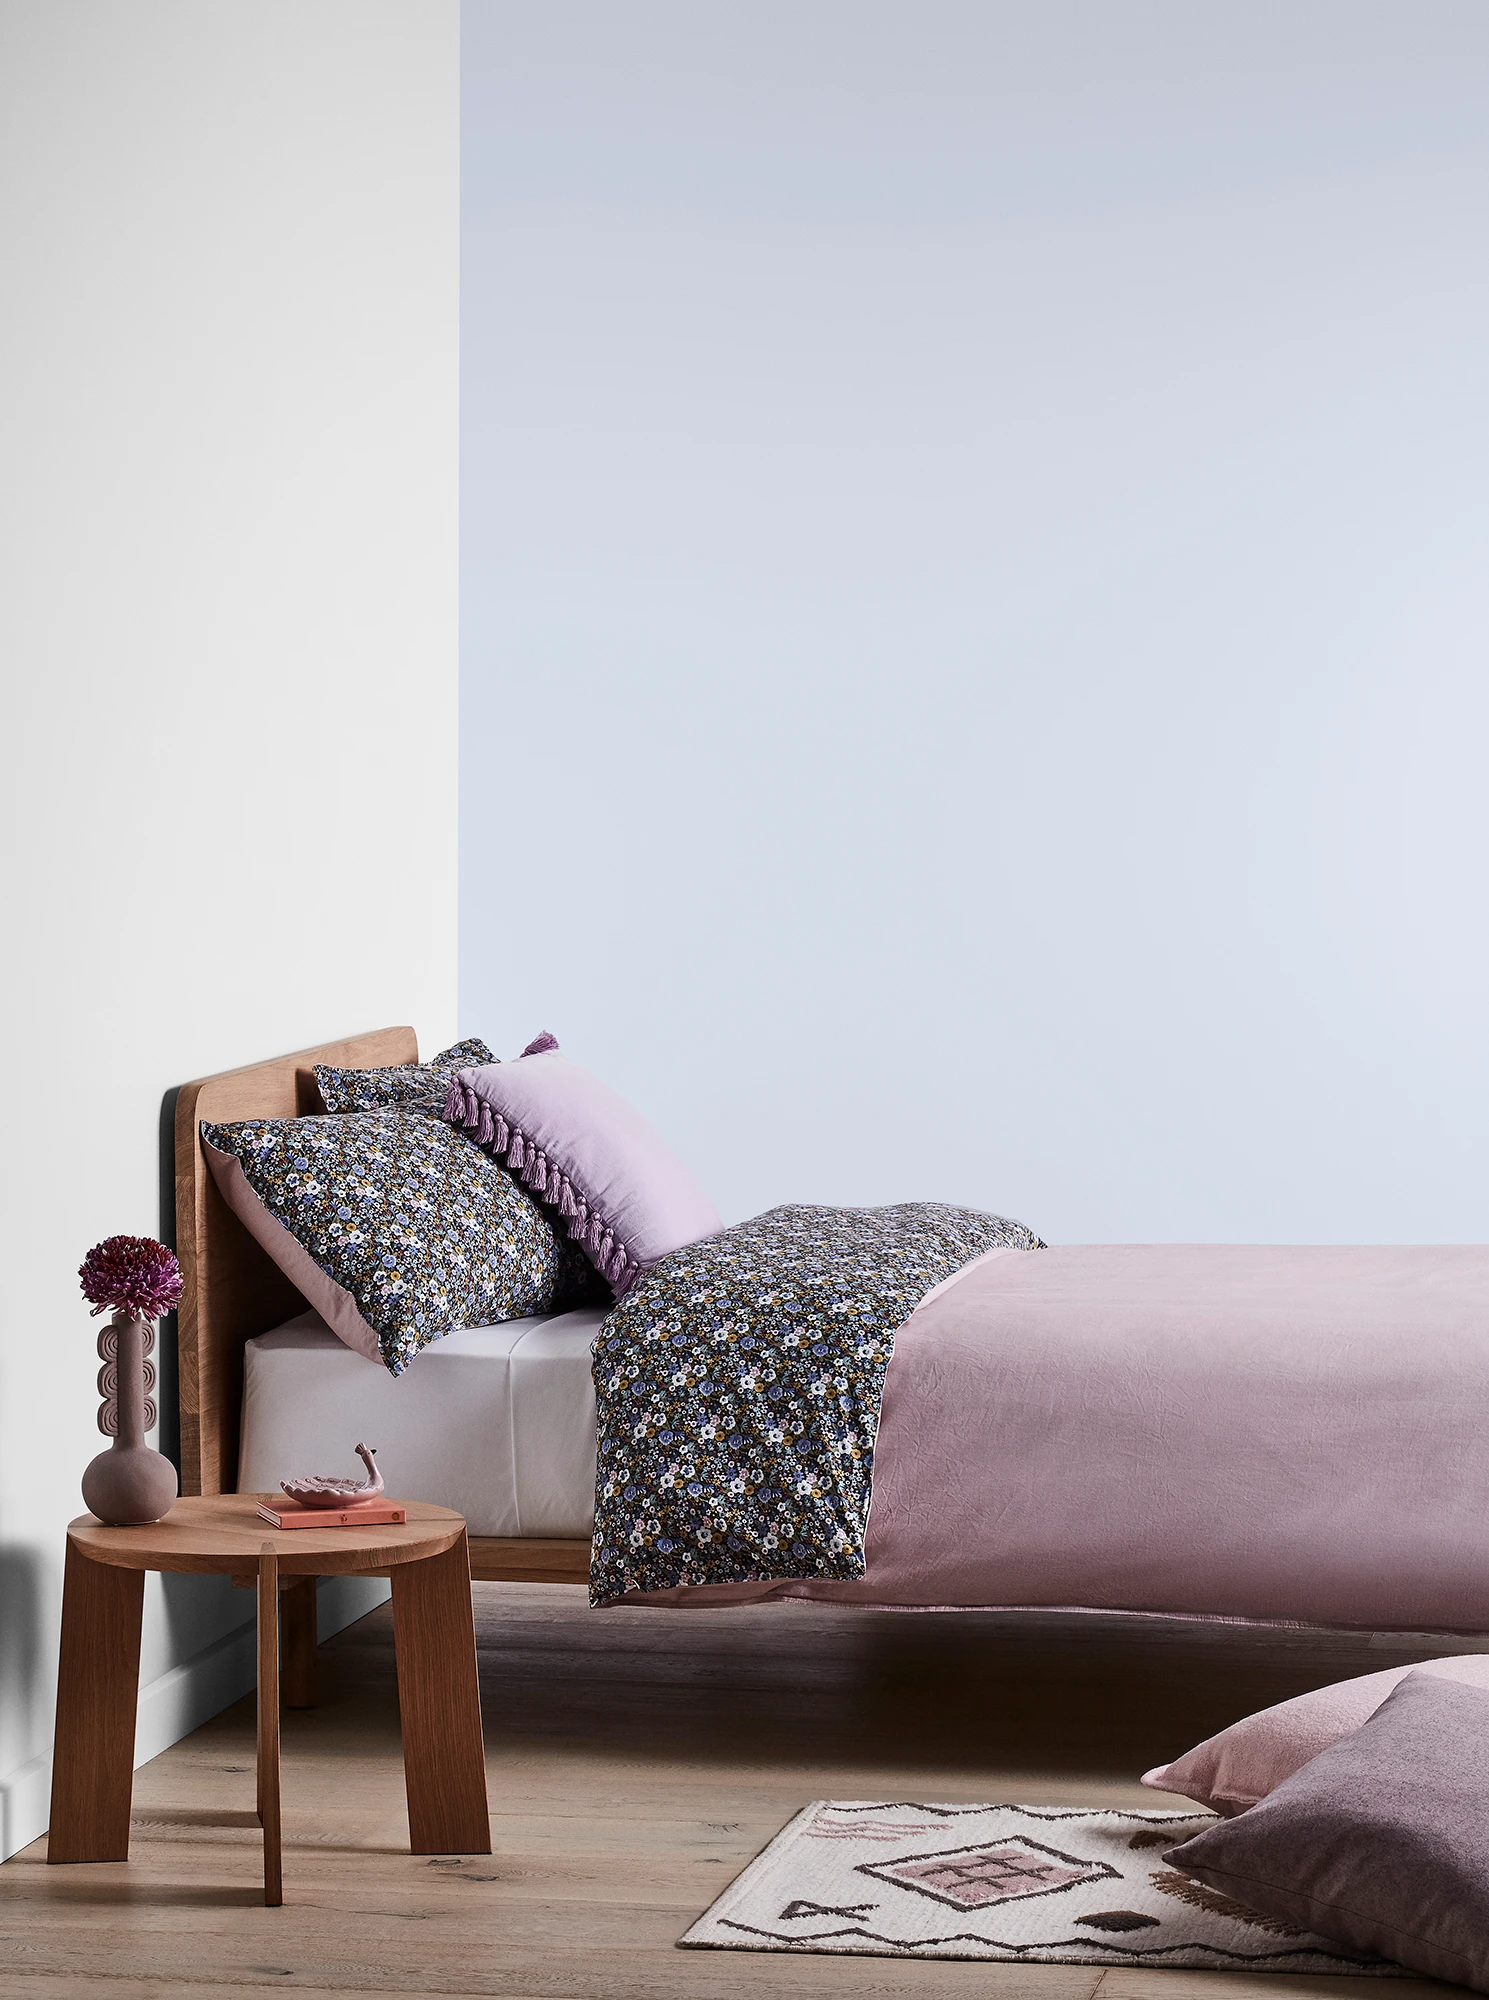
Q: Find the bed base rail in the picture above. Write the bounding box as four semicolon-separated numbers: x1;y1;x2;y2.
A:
467;1537;590;1585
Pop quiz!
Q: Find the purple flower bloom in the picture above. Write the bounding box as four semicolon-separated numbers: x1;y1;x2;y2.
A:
78;1234;183;1321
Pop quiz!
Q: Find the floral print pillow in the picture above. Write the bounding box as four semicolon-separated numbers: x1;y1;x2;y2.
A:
201;1106;599;1375
314;1038;497;1117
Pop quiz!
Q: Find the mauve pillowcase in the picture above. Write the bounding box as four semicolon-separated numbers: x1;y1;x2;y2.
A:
1142;1652;1489;1814
1164;1672;1489;1990
442;1034;721;1292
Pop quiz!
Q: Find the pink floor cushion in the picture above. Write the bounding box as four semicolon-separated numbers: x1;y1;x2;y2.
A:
442;1034;721;1293
1143;1651;1489;1814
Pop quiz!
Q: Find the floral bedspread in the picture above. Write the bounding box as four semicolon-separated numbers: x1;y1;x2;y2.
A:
589;1202;1044;1606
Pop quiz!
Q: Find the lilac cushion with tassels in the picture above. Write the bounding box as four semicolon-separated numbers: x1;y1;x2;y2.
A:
442;1035;722;1293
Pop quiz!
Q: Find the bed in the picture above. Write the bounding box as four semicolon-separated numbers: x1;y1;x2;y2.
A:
177;1028;1489;1634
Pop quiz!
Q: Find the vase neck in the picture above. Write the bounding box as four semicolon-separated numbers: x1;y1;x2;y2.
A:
113;1312;148;1448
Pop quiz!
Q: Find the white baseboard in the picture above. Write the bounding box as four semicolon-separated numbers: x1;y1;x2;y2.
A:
0;1750;51;1865
0;1574;389;1863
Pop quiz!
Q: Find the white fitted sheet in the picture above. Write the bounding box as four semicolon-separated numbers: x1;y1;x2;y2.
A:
238;1308;604;1537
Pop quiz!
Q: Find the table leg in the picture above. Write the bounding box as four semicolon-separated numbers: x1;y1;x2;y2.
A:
47;1540;144;1863
281;1577;317;1709
391;1533;491;1854
257;1547;282;1906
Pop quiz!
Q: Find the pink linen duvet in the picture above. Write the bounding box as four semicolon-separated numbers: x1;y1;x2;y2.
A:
642;1244;1489;1632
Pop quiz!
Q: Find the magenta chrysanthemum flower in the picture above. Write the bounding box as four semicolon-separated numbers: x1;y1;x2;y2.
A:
78;1235;183;1321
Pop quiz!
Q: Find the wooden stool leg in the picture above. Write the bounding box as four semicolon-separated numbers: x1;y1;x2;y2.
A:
391;1533;490;1855
47;1540;144;1863
257;1548;282;1906
281;1577;317;1709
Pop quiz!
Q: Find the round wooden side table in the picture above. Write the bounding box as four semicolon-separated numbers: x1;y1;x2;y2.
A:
47;1495;491;1904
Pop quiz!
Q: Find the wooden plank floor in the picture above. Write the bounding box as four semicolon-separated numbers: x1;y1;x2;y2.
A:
1;1585;1457;1998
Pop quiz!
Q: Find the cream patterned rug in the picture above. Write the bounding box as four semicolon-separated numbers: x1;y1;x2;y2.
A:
680;1803;1405;1971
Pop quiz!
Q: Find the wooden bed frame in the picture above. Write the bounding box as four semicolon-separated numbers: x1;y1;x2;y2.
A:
174;1027;590;1588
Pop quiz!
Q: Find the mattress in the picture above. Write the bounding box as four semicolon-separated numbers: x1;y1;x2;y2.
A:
238;1307;604;1537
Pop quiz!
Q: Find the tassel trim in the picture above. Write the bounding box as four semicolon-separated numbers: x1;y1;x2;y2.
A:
442;1077;639;1292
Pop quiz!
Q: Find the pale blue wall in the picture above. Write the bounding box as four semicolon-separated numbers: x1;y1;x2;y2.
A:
461;1;1489;1243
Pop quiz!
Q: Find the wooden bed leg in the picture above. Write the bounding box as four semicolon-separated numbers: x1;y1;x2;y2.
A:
281;1577;317;1709
257;1548;283;1906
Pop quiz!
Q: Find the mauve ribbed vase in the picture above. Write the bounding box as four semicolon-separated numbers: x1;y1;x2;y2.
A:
81;1310;177;1525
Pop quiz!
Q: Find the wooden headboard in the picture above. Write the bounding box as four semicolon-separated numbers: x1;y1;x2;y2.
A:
173;1026;417;1496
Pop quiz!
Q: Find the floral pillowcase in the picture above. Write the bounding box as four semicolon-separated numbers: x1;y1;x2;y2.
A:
314;1038;497;1117
201;1105;602;1375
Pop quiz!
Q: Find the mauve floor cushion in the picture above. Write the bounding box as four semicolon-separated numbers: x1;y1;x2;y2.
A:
1164;1672;1489;1990
1144;1653;1489;1814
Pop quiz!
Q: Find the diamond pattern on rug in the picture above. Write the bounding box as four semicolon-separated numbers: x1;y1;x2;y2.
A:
679;1803;1410;1971
859;1835;1116;1911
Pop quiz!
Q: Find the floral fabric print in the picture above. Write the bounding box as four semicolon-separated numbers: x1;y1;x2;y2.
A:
201;1107;591;1375
314;1039;497;1117
589;1202;1044;1606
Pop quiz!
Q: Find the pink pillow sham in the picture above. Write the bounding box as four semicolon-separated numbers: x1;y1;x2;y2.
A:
1142;1652;1489;1814
442;1033;721;1293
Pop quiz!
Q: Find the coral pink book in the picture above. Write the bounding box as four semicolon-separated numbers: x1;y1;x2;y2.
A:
256;1501;407;1530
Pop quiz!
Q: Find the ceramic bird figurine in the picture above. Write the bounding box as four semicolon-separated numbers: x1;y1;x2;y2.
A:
280;1443;385;1509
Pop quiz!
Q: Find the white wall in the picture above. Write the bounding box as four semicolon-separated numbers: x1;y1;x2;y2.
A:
0;1;459;1860
462;1;1489;1245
